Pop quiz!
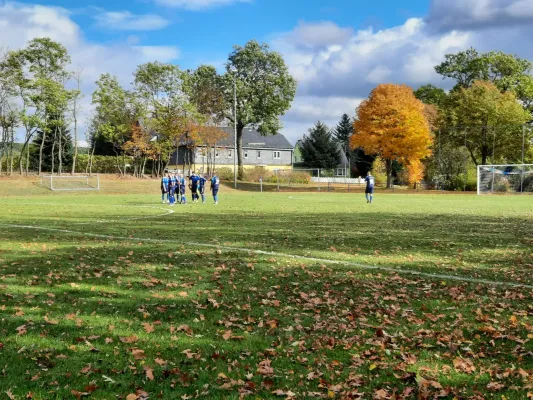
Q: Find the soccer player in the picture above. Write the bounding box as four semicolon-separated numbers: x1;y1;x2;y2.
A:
189;172;200;202
365;172;375;203
161;173;169;204
179;174;187;204
198;174;207;203
168;173;177;206
210;174;220;205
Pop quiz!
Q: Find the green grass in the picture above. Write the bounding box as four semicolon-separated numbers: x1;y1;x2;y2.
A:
0;179;532;399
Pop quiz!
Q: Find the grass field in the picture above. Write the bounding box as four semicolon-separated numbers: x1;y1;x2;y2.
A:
0;178;532;399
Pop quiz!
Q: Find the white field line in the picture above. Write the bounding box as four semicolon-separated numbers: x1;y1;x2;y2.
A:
0;222;532;290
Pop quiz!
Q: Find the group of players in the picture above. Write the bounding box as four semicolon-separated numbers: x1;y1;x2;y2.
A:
160;172;220;206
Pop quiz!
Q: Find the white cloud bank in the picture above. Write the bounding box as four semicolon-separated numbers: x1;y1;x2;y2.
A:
0;2;181;144
274;0;533;144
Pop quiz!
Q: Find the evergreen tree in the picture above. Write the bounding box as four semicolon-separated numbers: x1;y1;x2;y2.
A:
300;121;340;169
333;114;353;148
31;112;73;172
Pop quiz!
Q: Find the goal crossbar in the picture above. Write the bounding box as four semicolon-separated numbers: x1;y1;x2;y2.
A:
40;175;100;191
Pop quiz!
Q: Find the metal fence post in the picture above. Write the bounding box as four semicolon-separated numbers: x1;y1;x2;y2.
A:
318;169;320;192
260;177;263;193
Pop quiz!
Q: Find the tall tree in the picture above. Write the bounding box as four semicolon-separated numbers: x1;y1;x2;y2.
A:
19;38;71;175
333;114;352;148
414;84;447;107
91;73;138;175
300;121;340;169
225;40;297;179
186;65;225;125
444;80;530;166
352;84;432;188
31;111;73;172
435;48;533;112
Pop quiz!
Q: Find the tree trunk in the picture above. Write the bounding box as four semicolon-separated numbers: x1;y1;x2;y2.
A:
237;124;244;180
386;158;393;189
8;127;14;176
88;141;96;176
18;129;32;175
25;144;30;175
58;126;63;176
51;130;56;175
39;128;46;176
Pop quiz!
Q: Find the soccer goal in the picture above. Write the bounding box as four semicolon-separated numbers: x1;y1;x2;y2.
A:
477;164;533;195
40;175;100;191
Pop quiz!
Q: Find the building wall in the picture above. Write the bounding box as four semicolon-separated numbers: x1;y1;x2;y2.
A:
170;147;293;170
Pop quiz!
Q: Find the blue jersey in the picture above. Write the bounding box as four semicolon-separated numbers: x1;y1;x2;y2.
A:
162;176;169;191
365;175;375;189
211;176;220;189
179;177;186;188
190;175;200;188
169;176;177;188
199;177;207;188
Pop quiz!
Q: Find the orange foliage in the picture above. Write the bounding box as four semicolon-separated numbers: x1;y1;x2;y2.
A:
406;159;424;185
351;84;432;165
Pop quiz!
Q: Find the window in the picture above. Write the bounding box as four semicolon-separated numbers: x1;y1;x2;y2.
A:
273;151;281;159
257;151;261;159
244;151;248;159
228;150;233;158
335;168;346;176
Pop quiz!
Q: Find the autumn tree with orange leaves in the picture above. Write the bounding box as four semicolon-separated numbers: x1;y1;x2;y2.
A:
351;84;432;188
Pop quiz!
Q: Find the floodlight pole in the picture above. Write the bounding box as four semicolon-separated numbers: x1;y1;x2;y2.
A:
232;69;238;189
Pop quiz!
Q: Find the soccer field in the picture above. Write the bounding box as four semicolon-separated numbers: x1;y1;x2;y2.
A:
0;187;532;399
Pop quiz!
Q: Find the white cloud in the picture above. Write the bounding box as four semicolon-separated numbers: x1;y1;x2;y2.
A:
94;11;171;31
280;96;363;144
135;46;181;61
0;2;181;142
273;0;533;143
154;0;250;10
427;0;533;31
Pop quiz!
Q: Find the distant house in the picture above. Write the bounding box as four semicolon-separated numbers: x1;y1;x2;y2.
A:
168;127;294;172
293;141;349;177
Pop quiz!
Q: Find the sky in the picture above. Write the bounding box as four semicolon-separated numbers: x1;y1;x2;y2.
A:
1;0;533;145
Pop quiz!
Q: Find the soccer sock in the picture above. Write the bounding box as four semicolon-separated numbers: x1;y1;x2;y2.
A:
201;194;205;202
162;194;165;201
366;194;369;202
370;195;373;203
214;195;218;203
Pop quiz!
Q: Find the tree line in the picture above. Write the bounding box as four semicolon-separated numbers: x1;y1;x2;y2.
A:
298;48;533;189
0;38;296;178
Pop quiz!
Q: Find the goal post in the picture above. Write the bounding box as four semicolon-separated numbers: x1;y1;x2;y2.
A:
477;164;533;195
40;175;100;191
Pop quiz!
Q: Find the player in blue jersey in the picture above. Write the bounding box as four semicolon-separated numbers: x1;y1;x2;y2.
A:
198;174;207;203
210;174;220;204
365;172;375;203
168;173;177;206
179;174;187;204
161;173;170;203
189;172;200;202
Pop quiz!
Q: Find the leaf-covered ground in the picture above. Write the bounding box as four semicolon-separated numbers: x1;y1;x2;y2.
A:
0;184;531;399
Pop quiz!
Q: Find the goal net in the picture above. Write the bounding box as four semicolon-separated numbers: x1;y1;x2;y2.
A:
477;164;533;195
40;175;100;191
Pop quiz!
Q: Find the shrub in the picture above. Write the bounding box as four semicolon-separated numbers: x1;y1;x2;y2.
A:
493;178;511;193
244;167;272;182
265;171;311;184
75;155;122;174
215;167;233;181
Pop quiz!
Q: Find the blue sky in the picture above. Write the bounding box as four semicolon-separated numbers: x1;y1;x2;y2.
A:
2;0;533;144
14;0;430;70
